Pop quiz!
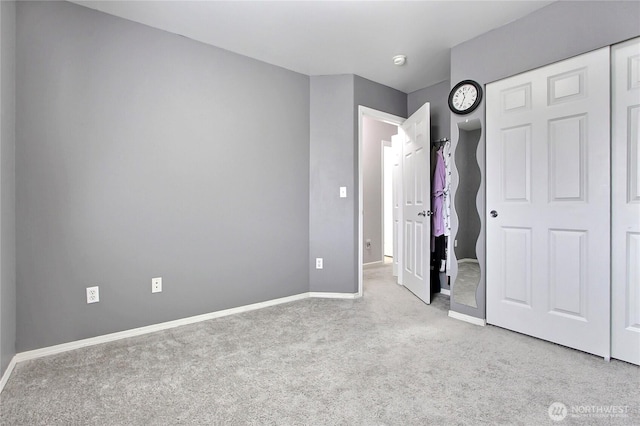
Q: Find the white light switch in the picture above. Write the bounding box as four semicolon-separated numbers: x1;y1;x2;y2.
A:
339;187;347;198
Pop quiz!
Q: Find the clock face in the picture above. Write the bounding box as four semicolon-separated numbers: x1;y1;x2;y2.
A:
452;84;478;111
448;80;483;114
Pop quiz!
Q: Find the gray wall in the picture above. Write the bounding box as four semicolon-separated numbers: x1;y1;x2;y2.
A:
407;80;450;141
309;75;355;293
309;75;405;294
16;1;310;351
448;0;640;319
0;0;17;375
362;117;397;264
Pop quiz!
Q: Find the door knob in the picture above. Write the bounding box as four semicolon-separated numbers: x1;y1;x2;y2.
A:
490;210;498;218
418;211;426;217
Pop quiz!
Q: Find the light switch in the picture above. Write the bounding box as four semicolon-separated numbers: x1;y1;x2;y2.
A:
339;187;347;198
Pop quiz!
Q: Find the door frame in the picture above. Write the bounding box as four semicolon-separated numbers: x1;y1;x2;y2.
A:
357;106;405;297
382;142;393;260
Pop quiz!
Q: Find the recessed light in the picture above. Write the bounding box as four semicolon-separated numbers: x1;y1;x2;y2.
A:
393;55;407;66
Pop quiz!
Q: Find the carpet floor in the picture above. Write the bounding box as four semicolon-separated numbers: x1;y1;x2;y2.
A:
0;263;638;425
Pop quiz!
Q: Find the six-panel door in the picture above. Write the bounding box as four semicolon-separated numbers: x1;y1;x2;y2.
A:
486;48;611;358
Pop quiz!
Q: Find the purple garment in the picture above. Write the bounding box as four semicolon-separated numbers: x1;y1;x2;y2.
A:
432;148;446;245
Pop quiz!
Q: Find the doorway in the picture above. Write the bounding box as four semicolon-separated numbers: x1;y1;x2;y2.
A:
361;117;399;266
357;107;404;297
358;104;432;305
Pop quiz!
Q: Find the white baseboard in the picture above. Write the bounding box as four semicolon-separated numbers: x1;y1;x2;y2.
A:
309;292;359;299
0;356;17;394
458;258;479;264
14;293;310;364
441;288;451;296
448;310;486;326
0;290;361;393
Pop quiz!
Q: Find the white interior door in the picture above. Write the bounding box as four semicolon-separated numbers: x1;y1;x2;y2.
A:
401;103;431;304
392;133;403;280
486;48;611;357
612;37;640;366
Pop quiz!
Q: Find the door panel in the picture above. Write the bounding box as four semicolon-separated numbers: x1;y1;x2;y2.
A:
612;37;640;365
625;234;640;329
548;230;587;319
501;125;531;202
401;103;431;304
487;47;610;358
502;227;532;306
404;221;413;274
548;116;586;201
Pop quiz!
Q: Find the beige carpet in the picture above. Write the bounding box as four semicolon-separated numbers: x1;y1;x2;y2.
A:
1;262;638;425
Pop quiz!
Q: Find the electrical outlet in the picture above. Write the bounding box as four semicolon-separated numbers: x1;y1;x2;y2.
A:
152;277;162;293
315;258;323;269
86;286;99;304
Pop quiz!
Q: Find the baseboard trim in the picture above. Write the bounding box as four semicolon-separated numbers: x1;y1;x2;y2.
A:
458;258;479;264
309;292;359;299
448;310;486;326
1;290;361;393
440;288;451;296
14;293;310;364
0;356;17;394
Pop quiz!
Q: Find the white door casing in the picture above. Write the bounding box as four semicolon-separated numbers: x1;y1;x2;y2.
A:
392;133;403;280
383;144;393;259
612;37;640;366
486;48;611;357
401;103;431;304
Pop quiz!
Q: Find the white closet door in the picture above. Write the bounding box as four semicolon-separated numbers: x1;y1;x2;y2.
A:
486;48;611;358
612;37;640;366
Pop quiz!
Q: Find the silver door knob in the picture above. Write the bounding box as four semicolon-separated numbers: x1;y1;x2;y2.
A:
490;210;498;218
418;211;426;217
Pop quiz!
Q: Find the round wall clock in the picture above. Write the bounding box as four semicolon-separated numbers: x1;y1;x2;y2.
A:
448;80;483;115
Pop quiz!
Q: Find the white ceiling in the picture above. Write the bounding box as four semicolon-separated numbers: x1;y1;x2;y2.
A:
71;0;554;93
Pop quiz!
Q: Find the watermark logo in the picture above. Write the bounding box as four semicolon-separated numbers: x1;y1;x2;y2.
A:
548;402;568;422
548;402;630;421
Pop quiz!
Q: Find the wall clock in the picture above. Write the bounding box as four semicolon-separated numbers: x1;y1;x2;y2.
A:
448;80;483;115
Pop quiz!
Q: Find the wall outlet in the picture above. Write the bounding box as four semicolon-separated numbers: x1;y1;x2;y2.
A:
152;277;162;293
86;286;99;304
315;258;323;269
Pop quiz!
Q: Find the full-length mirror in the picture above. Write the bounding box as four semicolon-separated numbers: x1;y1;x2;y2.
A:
452;119;481;308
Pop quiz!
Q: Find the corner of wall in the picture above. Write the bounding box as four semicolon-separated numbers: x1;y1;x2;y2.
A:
0;0;17;377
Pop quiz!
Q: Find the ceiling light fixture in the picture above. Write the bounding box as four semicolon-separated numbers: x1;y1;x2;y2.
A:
393;55;407;66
